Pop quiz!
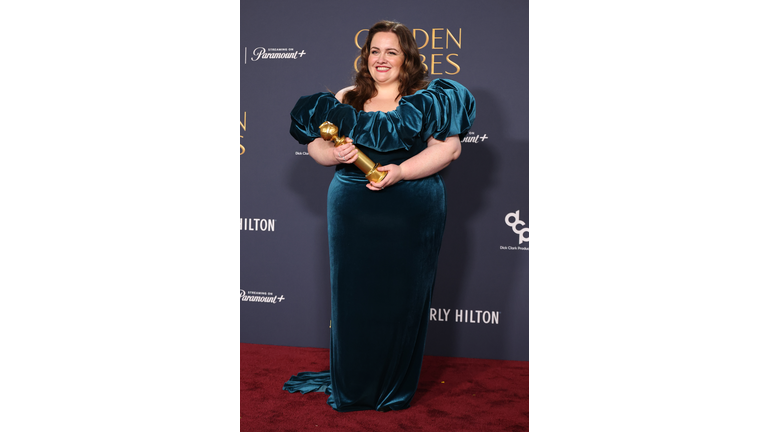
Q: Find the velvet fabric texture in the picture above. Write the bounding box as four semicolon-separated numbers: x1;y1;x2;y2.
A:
283;79;476;412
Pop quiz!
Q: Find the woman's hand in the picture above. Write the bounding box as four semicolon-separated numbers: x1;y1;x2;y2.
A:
307;136;358;166
366;164;403;191
334;137;359;165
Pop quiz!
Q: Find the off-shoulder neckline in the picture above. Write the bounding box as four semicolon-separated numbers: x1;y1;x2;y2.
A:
357;79;453;114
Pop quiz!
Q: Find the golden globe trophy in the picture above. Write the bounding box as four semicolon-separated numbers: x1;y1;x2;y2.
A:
319;121;387;183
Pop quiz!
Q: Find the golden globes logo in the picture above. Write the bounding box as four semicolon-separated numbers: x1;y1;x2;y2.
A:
354;27;462;75
240;111;246;155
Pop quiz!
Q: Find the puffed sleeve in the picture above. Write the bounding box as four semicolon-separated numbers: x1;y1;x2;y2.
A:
288;80;475;150
403;79;476;142
289;93;358;145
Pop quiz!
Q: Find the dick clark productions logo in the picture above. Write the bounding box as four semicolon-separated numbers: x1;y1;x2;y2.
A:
505;211;529;244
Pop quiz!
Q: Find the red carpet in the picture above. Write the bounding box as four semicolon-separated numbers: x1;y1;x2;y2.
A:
241;343;528;431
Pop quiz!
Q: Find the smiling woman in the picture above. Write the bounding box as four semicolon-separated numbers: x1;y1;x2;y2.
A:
342;21;429;113
283;20;476;413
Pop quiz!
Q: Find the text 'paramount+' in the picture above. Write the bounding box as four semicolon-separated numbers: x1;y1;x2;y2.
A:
244;47;307;63
461;131;488;143
240;290;285;304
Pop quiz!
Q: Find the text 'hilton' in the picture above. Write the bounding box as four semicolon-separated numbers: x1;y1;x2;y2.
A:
429;308;500;324
240;218;276;231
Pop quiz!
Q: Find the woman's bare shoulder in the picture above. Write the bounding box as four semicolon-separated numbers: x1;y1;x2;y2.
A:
335;86;355;102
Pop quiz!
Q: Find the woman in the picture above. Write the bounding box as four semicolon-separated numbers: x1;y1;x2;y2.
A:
284;20;475;412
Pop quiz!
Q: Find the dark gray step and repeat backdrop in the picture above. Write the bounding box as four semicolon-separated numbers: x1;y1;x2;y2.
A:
240;0;528;361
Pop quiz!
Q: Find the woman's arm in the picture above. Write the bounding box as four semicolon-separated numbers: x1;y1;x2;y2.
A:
366;135;462;191
306;86;359;167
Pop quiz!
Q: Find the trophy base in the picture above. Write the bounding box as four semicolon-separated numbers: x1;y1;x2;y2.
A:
365;164;387;183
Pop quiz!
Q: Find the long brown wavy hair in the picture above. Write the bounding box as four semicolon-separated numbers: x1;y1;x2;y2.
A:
343;21;429;111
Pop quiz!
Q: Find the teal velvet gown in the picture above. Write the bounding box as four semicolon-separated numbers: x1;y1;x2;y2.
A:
283;79;476;412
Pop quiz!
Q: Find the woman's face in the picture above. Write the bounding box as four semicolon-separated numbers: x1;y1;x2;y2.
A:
367;32;404;88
